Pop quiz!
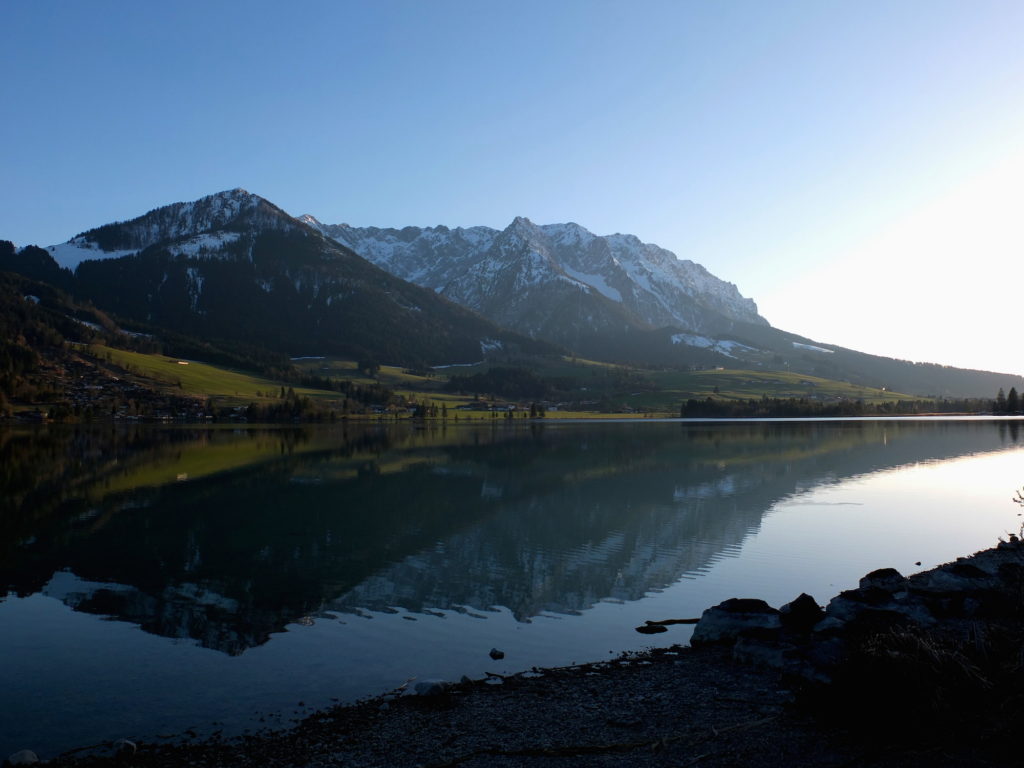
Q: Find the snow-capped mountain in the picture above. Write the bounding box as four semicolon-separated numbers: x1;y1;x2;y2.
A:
27;190;556;365
31;196;775;367
299;214;767;343
5;188;1022;392
47;189;295;270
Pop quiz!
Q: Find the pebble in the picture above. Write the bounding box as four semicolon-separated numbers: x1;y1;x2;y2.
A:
489;647;505;660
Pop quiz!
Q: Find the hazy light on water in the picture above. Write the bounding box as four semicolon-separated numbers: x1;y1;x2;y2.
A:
708;446;1024;607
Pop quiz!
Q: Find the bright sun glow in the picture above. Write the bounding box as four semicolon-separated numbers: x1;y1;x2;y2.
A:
760;147;1024;373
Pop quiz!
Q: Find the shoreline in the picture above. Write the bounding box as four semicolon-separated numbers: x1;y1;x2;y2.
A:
26;540;1023;768
39;645;852;768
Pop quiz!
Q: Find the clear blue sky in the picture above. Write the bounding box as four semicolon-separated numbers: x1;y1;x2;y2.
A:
3;1;1023;374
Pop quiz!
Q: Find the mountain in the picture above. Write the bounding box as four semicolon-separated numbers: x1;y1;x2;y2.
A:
299;214;764;348
3;190;1020;398
3;190;557;368
301;214;1023;397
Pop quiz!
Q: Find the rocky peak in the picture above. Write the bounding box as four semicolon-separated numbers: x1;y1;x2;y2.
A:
505;215;544;240
497;217;553;261
302;213;768;343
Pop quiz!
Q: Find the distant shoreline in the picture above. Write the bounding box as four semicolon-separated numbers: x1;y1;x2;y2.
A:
6;411;1024;426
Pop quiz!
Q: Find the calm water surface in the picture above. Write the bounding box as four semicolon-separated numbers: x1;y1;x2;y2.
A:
2;418;1023;757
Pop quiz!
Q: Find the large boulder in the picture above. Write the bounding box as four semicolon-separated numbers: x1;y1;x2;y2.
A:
779;593;825;633
690;598;781;647
689;542;1024;694
825;584;934;629
859;567;906;591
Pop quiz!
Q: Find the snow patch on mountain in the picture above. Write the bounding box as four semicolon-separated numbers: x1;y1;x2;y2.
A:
671;333;758;358
167;232;241;259
47;240;137;270
792;342;834;354
47;189;279;270
561;264;622;302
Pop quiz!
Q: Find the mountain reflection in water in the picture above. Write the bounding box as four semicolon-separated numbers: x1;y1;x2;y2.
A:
1;419;1020;656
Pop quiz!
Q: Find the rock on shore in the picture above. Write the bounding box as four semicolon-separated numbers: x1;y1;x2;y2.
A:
690;538;1024;685
690;538;1024;759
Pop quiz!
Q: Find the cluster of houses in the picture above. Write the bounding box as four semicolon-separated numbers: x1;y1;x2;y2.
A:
15;355;210;423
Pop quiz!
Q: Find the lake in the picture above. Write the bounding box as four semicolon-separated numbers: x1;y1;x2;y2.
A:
2;418;1022;758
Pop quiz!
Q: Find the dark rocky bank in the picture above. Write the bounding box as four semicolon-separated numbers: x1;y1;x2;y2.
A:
10;540;1024;768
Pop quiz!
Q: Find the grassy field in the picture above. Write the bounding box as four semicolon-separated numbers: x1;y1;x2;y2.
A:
631;368;914;411
293;354;921;416
118;348;923;419
292;357;443;388
91;346;341;405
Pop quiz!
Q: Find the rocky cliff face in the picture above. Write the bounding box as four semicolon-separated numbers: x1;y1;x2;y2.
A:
301;214;766;346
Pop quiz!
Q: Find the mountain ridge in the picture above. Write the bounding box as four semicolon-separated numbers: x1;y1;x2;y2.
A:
3;188;1022;398
299;213;766;346
5;190;558;368
299;210;1024;395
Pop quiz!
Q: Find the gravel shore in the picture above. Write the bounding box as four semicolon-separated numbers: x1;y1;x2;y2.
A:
44;644;999;768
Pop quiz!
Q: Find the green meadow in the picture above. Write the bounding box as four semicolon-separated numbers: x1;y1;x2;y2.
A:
90;347;920;419
632;368;914;410
92;346;341;405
